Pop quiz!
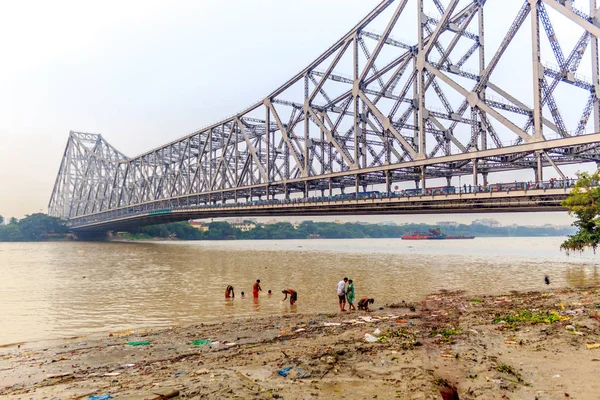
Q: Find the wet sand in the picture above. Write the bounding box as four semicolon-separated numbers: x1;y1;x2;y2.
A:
2;287;600;399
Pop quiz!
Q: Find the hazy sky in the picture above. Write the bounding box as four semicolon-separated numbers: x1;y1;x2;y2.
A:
0;0;594;226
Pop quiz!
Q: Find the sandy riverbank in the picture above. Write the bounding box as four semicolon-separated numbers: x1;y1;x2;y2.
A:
2;288;600;399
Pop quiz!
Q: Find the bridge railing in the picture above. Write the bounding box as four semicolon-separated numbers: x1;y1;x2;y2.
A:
66;178;578;229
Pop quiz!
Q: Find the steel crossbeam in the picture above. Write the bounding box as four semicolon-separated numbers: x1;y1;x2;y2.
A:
49;0;600;228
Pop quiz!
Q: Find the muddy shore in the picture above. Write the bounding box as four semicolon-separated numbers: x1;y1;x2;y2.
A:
2;288;600;399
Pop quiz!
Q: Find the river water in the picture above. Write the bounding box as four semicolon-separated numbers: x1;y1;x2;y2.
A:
0;237;598;345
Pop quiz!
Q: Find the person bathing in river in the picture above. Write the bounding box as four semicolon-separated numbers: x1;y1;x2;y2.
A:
253;279;262;298
225;285;235;299
357;298;375;311
346;279;356;311
282;289;297;305
268;290;273;297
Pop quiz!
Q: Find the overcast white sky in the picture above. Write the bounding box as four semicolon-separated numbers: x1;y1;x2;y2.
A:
0;0;595;226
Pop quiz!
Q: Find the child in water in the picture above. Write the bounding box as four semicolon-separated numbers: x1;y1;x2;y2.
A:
268;290;272;297
241;292;245;298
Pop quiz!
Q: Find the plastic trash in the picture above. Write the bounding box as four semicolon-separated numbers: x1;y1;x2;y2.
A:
191;340;211;346
126;341;150;346
278;367;293;377
373;328;381;335
88;395;114;400
365;333;378;343
586;343;600;350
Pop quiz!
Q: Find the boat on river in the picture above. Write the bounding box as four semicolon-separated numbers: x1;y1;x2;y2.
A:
401;229;475;240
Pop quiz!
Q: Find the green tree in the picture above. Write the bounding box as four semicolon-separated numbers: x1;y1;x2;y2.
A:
0;215;4;225
8;217;18;225
561;170;600;253
17;213;68;240
0;224;25;241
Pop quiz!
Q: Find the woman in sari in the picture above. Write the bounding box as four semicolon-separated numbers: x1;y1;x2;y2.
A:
346;279;356;311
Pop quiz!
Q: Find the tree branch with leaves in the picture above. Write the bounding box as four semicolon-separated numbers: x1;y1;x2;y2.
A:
561;170;600;253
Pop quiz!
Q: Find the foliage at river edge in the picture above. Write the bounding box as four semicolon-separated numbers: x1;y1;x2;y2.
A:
0;213;69;242
125;220;575;241
561;169;600;253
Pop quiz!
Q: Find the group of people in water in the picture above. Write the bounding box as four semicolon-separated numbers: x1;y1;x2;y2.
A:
225;277;373;312
225;280;297;305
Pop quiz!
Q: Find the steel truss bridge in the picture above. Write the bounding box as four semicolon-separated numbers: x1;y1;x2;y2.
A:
50;0;600;232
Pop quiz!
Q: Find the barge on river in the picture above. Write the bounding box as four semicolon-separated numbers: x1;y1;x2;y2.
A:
401;229;475;240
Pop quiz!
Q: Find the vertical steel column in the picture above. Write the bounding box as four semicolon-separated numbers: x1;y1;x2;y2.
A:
479;4;487;152
266;106;271;199
386;170;391;193
64;136;74;218
328;178;333;197
209;128;213;189
235;122;239;199
536;151;544;182
417;0;427;190
361;108;367;168
530;0;543;141
353;35;360;169
417;0;426;153
304;75;310;177
413;62;419;150
221;124;225;201
591;0;600;133
321;114;325;176
472;159;479;186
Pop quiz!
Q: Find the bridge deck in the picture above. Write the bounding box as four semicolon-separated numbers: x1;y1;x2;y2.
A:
69;187;571;232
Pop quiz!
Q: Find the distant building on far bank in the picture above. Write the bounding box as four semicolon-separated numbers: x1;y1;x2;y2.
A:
472;218;500;228
222;218;257;232
189;221;209;232
437;221;458;227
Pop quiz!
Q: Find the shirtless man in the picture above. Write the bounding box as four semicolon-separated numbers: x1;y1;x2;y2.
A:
225;285;235;298
281;289;297;305
357;298;375;311
252;279;262;298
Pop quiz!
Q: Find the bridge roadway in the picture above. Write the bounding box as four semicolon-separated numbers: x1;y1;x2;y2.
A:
68;181;573;232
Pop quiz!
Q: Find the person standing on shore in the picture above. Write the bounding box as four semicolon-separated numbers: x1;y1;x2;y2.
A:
253;279;262;298
337;277;348;312
225;285;235;299
282;289;297;305
346;279;356;311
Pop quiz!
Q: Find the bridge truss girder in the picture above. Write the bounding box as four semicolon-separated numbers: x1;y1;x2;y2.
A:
50;0;600;224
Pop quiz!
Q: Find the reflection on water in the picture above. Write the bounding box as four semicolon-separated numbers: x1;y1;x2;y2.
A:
0;237;598;345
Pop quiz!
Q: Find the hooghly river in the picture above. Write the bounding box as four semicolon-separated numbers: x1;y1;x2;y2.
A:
0;237;598;345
